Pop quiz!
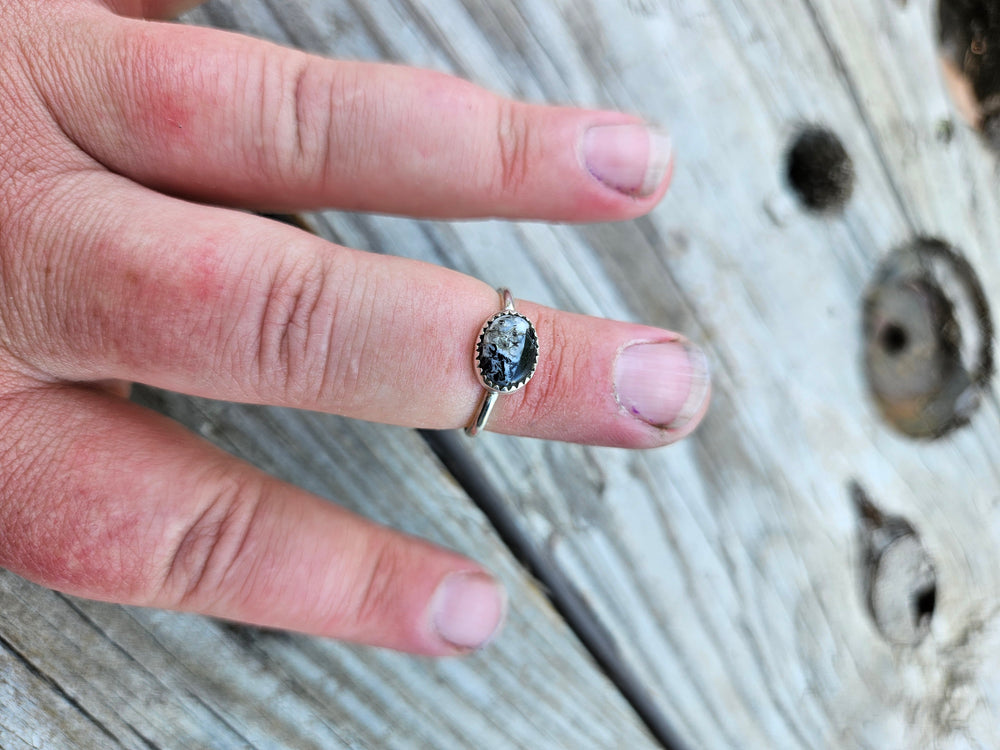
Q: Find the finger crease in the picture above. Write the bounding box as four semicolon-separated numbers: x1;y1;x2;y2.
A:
291;61;310;166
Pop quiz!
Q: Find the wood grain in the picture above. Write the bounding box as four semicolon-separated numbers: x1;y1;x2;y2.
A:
215;0;1000;746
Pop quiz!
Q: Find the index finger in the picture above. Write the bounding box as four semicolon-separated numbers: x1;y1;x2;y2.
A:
42;7;673;220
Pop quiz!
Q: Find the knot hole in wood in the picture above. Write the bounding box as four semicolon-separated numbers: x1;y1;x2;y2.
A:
862;238;994;439
784;126;855;212
852;482;937;647
938;0;1000;150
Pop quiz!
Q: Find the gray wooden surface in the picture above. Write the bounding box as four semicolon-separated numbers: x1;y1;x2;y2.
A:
4;0;1000;748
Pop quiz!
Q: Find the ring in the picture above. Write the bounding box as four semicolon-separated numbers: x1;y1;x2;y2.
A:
465;288;539;437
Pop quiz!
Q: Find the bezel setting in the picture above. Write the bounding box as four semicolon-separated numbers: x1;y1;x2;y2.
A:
474;311;539;393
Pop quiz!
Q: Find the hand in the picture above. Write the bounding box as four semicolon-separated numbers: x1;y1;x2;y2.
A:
0;0;710;654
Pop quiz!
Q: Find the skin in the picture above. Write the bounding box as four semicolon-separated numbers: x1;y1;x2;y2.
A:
0;0;708;655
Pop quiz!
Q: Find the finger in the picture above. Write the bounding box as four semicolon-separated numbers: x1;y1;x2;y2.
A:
16;174;709;449
0;384;506;654
43;9;672;220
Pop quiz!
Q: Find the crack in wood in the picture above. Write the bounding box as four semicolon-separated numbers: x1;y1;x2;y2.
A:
0;632;123;747
419;428;690;750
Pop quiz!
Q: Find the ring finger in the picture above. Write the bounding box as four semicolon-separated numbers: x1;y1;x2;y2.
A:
17;172;709;447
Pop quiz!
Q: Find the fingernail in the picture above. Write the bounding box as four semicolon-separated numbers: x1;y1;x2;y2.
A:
431;572;507;651
614;340;711;430
583;123;672;197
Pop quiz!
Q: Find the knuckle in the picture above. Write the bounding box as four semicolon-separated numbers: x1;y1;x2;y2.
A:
492;100;534;198
249;248;387;411
250;252;338;403
161;469;264;609
281;59;376;191
284;57;332;185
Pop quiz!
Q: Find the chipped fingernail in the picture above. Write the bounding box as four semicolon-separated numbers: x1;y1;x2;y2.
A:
614;340;711;430
431;571;507;651
582;123;672;197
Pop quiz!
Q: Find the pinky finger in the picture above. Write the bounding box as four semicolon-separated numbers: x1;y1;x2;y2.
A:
0;384;505;654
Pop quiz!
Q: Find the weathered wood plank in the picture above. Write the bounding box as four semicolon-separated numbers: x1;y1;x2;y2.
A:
212;0;1000;746
9;0;1000;748
1;393;656;749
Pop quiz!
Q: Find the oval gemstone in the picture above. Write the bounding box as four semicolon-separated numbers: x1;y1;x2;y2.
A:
477;312;538;390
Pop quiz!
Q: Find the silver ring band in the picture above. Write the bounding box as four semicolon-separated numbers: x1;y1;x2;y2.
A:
465;287;539;437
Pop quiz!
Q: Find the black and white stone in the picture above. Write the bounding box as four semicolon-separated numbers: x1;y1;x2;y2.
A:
476;312;538;391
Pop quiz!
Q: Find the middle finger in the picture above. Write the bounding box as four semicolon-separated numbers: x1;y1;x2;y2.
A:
40;7;672;221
